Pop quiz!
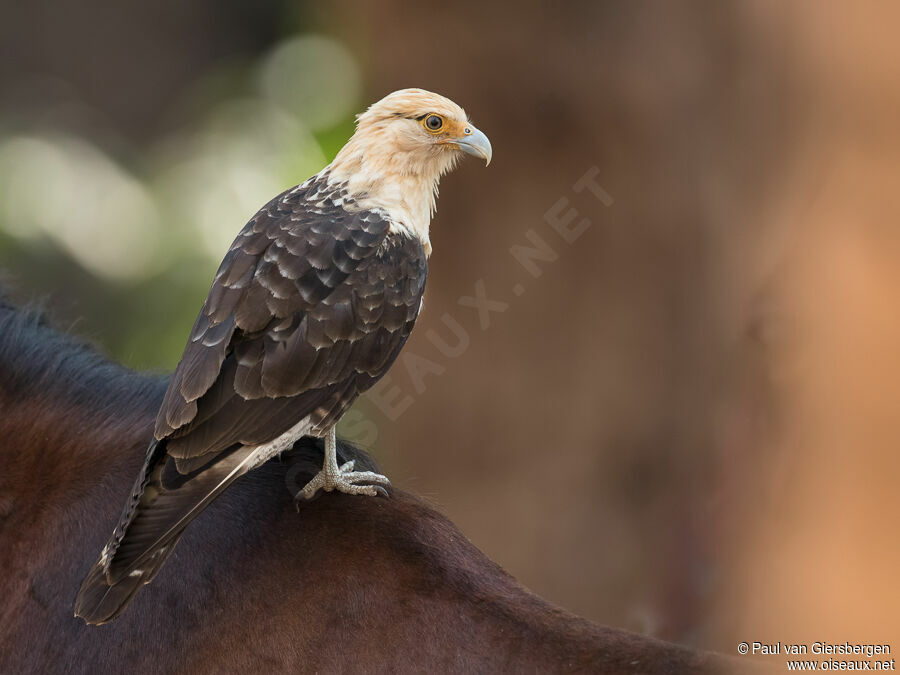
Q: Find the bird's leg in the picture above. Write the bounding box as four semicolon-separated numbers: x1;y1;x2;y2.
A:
297;427;391;501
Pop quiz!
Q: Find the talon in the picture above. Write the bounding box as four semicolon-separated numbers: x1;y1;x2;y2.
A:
297;430;391;501
296;465;392;500
301;486;324;502
344;470;391;486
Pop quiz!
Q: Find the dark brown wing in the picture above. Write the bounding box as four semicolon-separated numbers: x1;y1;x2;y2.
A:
75;177;428;623
156;176;427;466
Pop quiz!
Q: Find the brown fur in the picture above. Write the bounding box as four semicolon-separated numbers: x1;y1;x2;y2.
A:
0;300;759;673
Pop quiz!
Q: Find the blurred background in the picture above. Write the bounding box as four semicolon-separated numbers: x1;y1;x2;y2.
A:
1;0;897;657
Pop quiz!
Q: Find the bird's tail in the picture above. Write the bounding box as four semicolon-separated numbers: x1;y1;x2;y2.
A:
74;440;261;625
73;539;179;625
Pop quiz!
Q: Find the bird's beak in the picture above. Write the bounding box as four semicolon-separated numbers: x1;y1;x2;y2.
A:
454;125;492;166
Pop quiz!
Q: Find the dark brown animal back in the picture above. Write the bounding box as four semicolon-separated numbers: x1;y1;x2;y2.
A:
0;298;753;674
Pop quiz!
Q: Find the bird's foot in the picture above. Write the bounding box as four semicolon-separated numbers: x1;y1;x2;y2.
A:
296;460;391;501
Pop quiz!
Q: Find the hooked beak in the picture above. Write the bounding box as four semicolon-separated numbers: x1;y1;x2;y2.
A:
454;125;492;166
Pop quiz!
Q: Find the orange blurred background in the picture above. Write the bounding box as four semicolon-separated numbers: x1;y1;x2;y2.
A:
1;0;897;657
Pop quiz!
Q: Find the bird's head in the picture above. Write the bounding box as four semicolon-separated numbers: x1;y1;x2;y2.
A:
326;88;491;255
355;88;491;167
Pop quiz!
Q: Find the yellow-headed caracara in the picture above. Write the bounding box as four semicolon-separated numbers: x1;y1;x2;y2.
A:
74;89;492;624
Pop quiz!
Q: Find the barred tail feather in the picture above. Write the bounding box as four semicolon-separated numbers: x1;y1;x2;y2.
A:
74;441;264;625
73;542;178;625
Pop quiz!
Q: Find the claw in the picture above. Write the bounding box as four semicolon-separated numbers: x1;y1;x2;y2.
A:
297;485;325;504
295;463;392;502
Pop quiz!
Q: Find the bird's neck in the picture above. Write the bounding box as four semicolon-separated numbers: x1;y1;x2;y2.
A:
324;136;454;257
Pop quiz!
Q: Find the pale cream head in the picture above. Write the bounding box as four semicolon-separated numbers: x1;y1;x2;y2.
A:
325;88;491;256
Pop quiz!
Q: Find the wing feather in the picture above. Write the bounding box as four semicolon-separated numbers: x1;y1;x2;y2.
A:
78;171;428;626
155;176;427;455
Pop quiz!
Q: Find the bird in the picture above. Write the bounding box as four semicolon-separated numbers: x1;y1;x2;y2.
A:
74;88;492;624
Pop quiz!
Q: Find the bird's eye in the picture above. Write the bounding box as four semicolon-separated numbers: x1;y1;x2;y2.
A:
424;114;443;131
